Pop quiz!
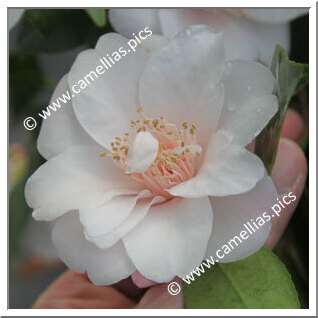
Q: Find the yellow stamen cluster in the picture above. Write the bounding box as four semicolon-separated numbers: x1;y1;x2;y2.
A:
104;107;199;185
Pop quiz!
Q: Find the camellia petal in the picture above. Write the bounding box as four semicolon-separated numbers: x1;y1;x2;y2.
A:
52;211;135;285
158;9;295;64
205;176;277;262
8;8;24;30
83;195;166;249
168;131;265;198
69;33;168;151
256;22;290;65
217;60;278;146
79;190;151;248
109;9;162;38
123;196;213;282
139;25;225;148
25;146;144;221
37;75;98;160
243;8;308;24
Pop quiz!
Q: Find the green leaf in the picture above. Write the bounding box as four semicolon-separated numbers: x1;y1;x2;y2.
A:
183;248;299;308
255;45;308;174
85;9;107;27
9;53;44;117
17;9;106;54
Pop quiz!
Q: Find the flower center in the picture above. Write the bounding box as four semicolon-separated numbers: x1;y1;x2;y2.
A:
102;108;202;197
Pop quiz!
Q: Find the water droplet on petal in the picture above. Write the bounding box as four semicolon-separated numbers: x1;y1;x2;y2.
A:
256;108;262;113
254;129;261;137
185;29;191;36
240;148;247;154
228;102;237;111
226;61;232;67
247;85;252;91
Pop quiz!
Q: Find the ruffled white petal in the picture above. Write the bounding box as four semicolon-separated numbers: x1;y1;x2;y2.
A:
109;9;162;38
82;196;165;249
126;132;159;173
37;75;98;160
123;196;213;282
69;33;167;151
205;176;277;262
25;146;144;221
52;211;135;285
80;190;151;248
139;25;225;148
217;60;278;146
168;131;265;198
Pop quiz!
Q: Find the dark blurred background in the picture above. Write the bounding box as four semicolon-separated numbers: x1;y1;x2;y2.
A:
8;9;309;308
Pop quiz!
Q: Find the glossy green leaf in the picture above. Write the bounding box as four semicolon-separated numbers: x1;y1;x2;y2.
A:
255;45;308;174
85;9;107;27
183;248;299;308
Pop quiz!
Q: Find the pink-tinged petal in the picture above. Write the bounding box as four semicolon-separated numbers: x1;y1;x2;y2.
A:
123;197;212;282
131;271;158;288
25;146;144;221
37;75;98;160
168;131;265;198
109;9;162;38
52;211;135;285
139;25;225;148
217;60;278;146
206;176;277;262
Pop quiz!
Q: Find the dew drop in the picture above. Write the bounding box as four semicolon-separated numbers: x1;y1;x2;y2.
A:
226;61;232;67
228;102;237;111
256;108;262;113
247;85;252;91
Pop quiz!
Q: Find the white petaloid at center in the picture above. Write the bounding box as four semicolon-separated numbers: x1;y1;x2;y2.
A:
101;108;202;198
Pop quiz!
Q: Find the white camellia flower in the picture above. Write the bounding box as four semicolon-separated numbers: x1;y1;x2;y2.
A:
25;26;280;285
109;8;308;65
